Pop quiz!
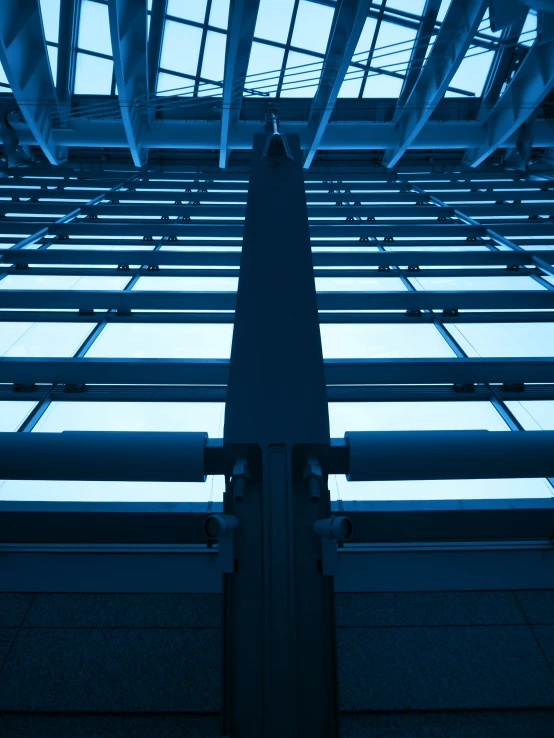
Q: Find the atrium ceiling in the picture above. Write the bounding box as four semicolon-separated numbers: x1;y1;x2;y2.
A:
0;0;552;169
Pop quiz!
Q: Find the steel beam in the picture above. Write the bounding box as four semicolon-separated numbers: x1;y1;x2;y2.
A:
464;13;554;167
0;356;552;386
0;289;552;311
5;117;554;151
108;0;149;167
219;0;260;168
0;0;67;164
303;0;371;169
383;0;488;169
395;0;441;111
222;134;337;736
2;247;552;268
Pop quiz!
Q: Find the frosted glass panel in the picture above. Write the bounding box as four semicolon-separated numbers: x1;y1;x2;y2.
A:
320;324;456;358
505;401;554;431
315;277;407;292
0;401;38;431
0;275;130;291
86;323;233;358
446;323;554;358
0;322;93;358
409;276;546;291
133;276;238;291
34;401;225;434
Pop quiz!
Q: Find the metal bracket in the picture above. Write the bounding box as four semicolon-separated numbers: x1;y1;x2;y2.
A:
262;112;293;160
314;516;353;576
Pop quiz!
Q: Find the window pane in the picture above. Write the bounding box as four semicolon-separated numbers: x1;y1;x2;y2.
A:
0;401;38;431
133;276;238;291
201;31;227;82
320;324;456;359
47;45;58;81
209;0;230;29
0;275;129;291
39;0;61;43
445;323;554;358
167;0;207;23
281;51;322;98
254;0;296;44
78;0;113;56
160;20;203;76
0;322;93;358
74;52;113;95
408;276;545;291
34;401;225;434
85;323;233;358
291;0;334;54
315;277;407;292
506;400;554;431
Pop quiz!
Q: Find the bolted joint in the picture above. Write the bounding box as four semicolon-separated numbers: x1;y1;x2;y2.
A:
303;456;323;503
231;456;251;502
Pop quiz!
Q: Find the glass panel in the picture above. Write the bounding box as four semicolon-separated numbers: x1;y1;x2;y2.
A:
338;66;363;98
0;275;130;291
281;51;322;98
315;276;407;291
0;401;38;431
78;0;113;56
291;0;335;55
157;71;193;96
364;21;416;97
47;45;58;81
246;42;284;95
74;52;114;95
160;20;203;76
39;0;61;43
254;0;296;44
445;50;495;98
386;0;426;15
209;0;230;30
201;31;227;82
167;0;207;23
409;276;546;291
132;276;238;291
34;401;225;433
0;322;93;358
320;324;456;358
446;323;554;358
506;400;554;431
328;401;551;501
85;323;233;358
519;10;537;47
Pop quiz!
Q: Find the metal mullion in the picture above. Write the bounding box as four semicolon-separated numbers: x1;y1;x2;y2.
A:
194;0;213;97
276;0;301;98
358;0;386;99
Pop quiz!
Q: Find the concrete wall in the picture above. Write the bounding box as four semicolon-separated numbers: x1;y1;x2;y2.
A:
1;591;553;736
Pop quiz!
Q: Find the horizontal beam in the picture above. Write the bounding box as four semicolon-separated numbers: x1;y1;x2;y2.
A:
0;357;551;385
1;248;553;268
6;118;554;153
0;289;552;310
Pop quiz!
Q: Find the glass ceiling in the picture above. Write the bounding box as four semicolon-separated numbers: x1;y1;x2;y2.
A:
1;0;535;103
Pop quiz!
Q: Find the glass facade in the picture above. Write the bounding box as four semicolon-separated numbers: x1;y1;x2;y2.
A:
0;163;552;502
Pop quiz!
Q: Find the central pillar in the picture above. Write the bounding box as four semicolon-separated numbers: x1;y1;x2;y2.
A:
222;133;339;736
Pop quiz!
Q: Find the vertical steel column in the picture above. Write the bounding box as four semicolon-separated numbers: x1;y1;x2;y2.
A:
222;134;338;737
